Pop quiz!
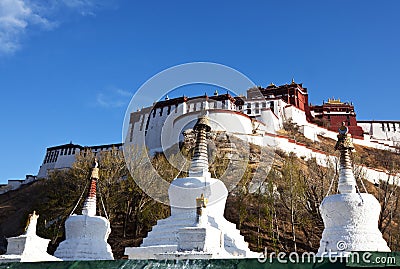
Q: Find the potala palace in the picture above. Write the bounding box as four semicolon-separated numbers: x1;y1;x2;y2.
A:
0;80;399;264
1;80;399;192
0;111;393;262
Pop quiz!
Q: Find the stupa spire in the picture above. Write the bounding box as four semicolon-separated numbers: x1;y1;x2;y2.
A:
335;122;356;193
54;157;114;260
189;115;211;177
82;158;99;216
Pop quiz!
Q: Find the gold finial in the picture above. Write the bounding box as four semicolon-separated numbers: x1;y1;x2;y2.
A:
269;82;275;87
291;78;295;84
196;193;208;216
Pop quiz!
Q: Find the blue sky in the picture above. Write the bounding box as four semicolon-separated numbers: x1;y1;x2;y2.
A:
0;1;399;183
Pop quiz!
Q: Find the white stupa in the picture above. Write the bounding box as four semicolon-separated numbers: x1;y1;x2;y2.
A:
125;115;259;259
0;211;60;262
317;123;390;256
54;159;114;260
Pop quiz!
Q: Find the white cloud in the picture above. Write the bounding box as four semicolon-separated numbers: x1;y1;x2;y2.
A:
116;88;133;97
0;0;115;55
96;88;131;108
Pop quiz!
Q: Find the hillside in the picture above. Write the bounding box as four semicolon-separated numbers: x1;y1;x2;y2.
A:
0;129;399;259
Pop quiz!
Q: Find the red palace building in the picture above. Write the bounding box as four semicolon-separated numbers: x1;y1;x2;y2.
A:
245;81;364;138
249;81;310;111
309;98;364;138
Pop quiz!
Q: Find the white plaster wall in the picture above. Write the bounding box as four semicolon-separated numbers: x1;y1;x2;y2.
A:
236;133;398;187
292;121;397;152
143;104;186;153
37;162;56;178
54;153;79;170
257;109;279;134
359;122;400;142
299;125;319;142
151;109;254;154
37;153;77;179
283;105;308;126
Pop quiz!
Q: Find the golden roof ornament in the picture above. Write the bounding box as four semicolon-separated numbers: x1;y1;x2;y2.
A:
327;98;343;104
196;193;208;221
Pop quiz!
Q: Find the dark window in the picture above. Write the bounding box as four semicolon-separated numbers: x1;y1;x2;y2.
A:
159;108;163;116
247;109;251;114
167;106;171;115
153;109;156;118
247;103;251;108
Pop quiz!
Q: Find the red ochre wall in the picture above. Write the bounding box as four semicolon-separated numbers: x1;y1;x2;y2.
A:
325;114;364;138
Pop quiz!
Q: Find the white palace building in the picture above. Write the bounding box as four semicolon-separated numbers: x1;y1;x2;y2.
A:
1;81;399;193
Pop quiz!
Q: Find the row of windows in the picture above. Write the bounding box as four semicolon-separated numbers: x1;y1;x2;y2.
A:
151;101;236;119
247;102;269;109
245;102;274;115
153;104;179;118
60;147;76;156
44;146;120;164
44;150;58;164
381;123;400;132
326;115;351;121
326;108;351;113
44;147;77;164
